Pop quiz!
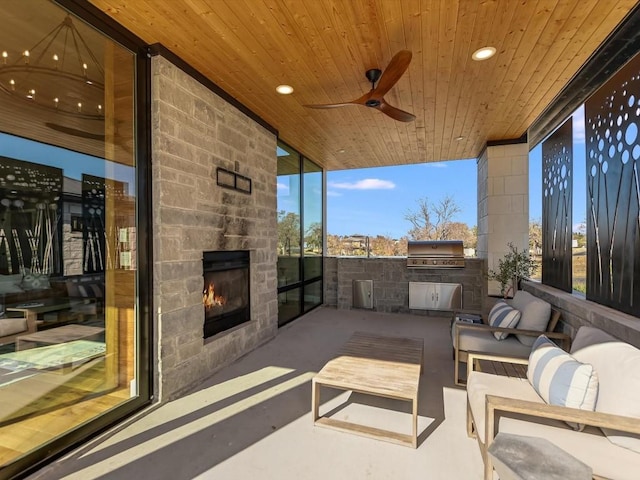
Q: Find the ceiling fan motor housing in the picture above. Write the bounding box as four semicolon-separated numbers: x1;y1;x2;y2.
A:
365;68;382;84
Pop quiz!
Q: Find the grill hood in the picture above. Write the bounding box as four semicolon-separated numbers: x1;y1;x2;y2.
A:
407;240;465;268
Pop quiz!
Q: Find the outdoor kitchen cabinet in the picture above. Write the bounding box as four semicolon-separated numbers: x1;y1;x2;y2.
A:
408;282;462;311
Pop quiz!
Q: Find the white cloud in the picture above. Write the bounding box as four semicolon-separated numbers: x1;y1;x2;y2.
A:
328;178;396;190
327;190;342;197
277;182;289;193
425;162;447;168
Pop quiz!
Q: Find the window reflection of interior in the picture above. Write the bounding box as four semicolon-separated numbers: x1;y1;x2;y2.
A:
0;0;137;468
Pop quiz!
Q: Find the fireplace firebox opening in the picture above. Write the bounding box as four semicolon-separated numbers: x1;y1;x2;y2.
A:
202;250;250;339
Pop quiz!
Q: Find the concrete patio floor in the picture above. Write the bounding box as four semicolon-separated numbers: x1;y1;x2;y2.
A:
30;307;485;480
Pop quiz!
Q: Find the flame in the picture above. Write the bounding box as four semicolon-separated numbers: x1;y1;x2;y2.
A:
203;283;226;309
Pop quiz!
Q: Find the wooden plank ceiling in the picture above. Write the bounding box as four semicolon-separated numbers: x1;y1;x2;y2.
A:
90;0;639;171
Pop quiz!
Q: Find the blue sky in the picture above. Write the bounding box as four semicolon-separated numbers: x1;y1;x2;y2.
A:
529;105;587;231
0;132;136;193
327;160;478;238
328;105;587;239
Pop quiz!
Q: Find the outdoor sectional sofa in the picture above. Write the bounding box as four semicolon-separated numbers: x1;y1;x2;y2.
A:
466;326;640;480
452;290;568;385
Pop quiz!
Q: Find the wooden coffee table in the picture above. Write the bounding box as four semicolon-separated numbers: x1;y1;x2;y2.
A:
16;324;105;351
6;298;87;326
311;331;424;448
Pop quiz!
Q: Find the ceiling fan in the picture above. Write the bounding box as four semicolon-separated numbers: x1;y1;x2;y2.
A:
304;50;415;122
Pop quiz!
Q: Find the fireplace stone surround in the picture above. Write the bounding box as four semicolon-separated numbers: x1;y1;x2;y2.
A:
151;55;278;400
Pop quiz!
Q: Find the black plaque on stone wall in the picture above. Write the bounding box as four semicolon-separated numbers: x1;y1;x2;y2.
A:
542;118;573;292
584;53;640;316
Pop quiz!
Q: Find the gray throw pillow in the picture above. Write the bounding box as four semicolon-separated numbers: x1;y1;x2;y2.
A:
510;290;551;346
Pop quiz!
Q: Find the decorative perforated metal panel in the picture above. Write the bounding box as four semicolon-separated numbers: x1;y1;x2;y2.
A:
542;118;573;292
584;53;640;316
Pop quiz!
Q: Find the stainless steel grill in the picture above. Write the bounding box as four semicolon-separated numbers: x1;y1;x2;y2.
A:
406;240;465;268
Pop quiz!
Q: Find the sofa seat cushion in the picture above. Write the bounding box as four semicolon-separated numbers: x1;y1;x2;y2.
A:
496;412;640;480
509;290;551;346
572;332;640;453
467;371;640;480
0;317;28;337
455;327;532;358
468;371;547;443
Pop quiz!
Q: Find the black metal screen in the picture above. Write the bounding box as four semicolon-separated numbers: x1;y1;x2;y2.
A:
0;156;62;276
82;174;106;273
542;118;573;292
584;53;640;316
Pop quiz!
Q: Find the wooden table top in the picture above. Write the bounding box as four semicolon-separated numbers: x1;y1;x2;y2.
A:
314;331;423;401
18;325;105;344
6;298;85;314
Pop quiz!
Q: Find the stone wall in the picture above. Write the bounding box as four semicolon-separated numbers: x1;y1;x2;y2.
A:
522;281;640;348
151;56;278;400
324;257;485;314
477;144;529;296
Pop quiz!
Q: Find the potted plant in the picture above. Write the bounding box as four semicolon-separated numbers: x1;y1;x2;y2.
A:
488;242;537;298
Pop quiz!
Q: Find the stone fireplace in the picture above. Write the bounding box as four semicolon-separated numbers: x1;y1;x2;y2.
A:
202;250;250;338
151;54;278;401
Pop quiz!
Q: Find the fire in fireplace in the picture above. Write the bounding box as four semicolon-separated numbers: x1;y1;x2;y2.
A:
202;250;250;338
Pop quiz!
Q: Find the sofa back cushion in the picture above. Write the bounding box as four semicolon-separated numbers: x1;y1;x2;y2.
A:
572;329;640;453
510;291;551;346
570;326;618;353
527;335;599;430
0;274;24;294
488;301;521;340
0;317;28;337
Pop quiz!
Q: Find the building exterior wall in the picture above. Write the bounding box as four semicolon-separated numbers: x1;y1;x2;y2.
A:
477;143;529;295
151;56;278;401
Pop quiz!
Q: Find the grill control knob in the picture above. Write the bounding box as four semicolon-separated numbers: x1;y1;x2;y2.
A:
432;260;437;265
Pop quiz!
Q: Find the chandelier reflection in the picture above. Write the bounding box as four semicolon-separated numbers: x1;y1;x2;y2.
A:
0;15;104;120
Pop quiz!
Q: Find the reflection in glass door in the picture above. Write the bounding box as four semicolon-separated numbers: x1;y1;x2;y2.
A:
0;1;148;475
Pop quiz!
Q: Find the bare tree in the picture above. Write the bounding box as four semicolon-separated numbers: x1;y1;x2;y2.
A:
405;195;462;240
447;221;476;248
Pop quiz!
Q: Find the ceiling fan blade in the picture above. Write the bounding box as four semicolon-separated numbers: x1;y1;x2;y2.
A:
372;50;412;98
303;102;357;109
304;91;371;109
377;100;415;122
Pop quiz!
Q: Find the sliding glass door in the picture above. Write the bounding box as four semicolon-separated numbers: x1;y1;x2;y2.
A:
0;1;150;476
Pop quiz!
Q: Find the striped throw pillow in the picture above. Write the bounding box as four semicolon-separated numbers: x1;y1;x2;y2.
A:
488;301;521;340
527;335;599;430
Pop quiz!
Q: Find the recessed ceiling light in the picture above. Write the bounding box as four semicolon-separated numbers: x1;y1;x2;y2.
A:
455;136;464;141
276;84;294;95
472;47;496;61
338;149;346;153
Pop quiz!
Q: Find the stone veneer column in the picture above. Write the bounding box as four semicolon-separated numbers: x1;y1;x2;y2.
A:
151;56;278;401
477;143;529;296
